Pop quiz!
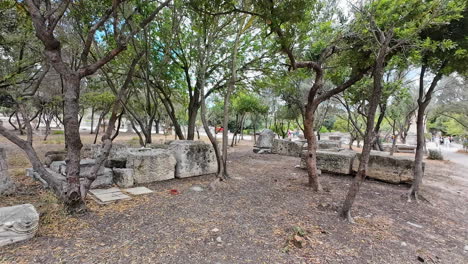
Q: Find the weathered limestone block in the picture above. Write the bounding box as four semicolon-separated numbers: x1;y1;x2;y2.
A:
113;168;134;188
168;141;217;178
396;145;416;153
318;140;342;149
272;139;304;157
352;151;422;183
126;148;176;183
44;150;67;167
301;150;356;175
0;204;39;247
88;144;129;159
0;148;15;196
256;129;276;148
49;159;113;188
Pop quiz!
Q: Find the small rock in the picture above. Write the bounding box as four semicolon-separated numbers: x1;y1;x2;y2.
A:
401;242;407;247
211;228;219;232
464;245;468;251
407;221;423;228
190;186;204;192
216;236;222;243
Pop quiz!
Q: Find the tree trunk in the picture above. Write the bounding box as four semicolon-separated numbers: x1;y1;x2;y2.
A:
304;103;321;191
93;111;105;144
340;42;387;222
62;74;85;213
390;133;398;156
90;106;95;134
187;104;199;140
200;86;223;178
408;62;444;201
9;112;18;130
43;116;51;141
15;112;24;135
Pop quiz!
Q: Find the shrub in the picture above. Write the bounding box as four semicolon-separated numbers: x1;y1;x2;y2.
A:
427;149;443;160
52;130;64;135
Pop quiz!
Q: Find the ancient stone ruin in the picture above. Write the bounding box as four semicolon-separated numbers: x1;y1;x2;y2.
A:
0;148;15;196
297;148;423;184
271;139;305;157
0;204;39;247
27;141;218;189
168;141;217;178
253;129;276;154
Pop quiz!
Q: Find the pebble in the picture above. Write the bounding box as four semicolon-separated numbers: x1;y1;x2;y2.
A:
401;242;407;247
464;245;468;251
211;228;219;232
216;236;222;243
190;186;204;192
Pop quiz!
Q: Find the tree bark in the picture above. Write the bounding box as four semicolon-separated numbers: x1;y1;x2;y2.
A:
62;74;85;212
408;62;445;201
340;38;388;222
90;106;95;134
304;102;321;190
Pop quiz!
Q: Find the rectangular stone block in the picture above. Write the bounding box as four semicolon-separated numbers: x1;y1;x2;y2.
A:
272;139;304;157
317;140;342;149
0;204;39;247
126;149;176;183
113;168;134;188
48;160;113;188
352;151;423;183
168;141;217;178
301;150;356;175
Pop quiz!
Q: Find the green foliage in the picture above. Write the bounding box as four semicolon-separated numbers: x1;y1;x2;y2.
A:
233;92;268;115
81;91;115;111
428;149;444;160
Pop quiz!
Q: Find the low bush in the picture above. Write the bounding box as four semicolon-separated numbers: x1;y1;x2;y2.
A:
427;149;443;160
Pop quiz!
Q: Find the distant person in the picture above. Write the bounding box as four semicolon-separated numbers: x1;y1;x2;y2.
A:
444;136;450;148
434;135;440;148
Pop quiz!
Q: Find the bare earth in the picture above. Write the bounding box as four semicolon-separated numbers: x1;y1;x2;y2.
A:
0;133;467;264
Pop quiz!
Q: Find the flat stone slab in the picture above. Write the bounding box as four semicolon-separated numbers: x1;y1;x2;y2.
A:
123;187;153;195
168;141;217;178
0;204;39;247
89;188;131;204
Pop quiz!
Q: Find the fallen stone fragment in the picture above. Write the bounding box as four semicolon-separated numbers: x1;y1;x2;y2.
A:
190;186;204;192
89;187;131;204
123;187;153;195
0;204;39;247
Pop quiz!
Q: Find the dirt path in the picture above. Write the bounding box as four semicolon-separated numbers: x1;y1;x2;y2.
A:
1;136;467;263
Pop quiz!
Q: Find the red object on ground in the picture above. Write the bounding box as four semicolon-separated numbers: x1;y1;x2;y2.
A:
169;189;179;195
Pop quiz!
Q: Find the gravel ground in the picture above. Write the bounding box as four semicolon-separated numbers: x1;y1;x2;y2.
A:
0;134;467;263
